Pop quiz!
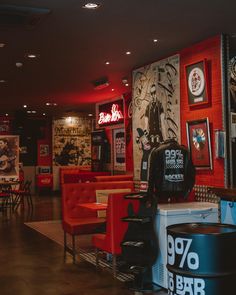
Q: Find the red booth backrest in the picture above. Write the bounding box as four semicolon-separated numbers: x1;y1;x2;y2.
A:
62;181;134;219
95;174;133;182
106;193;139;254
60;168;110;185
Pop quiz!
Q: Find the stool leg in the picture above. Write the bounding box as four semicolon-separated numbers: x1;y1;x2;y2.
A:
112;254;117;278
72;235;76;264
64;231;67;260
95;248;99;267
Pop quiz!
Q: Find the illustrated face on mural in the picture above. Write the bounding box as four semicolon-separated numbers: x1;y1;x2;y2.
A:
0;139;7;150
150;84;157;103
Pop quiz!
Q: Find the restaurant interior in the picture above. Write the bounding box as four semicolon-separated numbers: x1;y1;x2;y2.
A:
1;1;236;295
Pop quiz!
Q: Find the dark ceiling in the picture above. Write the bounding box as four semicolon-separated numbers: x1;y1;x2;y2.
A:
0;0;236;116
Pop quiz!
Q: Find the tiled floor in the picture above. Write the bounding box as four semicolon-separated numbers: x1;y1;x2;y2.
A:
0;194;167;295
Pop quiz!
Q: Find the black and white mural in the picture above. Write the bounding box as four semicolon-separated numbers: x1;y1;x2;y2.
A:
132;54;180;182
53;117;92;167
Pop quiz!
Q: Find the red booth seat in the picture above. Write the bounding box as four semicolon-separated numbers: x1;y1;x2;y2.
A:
61;181;134;263
92;192;139;276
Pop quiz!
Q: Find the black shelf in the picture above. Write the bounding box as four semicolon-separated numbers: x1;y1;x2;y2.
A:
121;240;145;248
124;193;146;200
122;216;151;224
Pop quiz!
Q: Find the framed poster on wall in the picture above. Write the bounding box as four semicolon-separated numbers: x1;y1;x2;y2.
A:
186;118;212;170
39;144;49;157
113;128;125;171
0;135;19;179
185;59;209;107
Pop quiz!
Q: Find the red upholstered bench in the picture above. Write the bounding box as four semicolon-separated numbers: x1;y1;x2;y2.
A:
60;167;110;187
61;181;134;263
94;174;133;182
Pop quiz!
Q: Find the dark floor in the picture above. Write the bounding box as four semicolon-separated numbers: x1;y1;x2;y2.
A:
0;194;166;295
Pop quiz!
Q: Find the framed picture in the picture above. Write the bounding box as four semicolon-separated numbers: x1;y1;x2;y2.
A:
185;59;209;107
113;128;126;171
186;118;212;170
0;135;19;179
40;144;49;157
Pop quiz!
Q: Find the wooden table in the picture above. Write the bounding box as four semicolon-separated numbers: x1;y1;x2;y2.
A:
77;202;108;211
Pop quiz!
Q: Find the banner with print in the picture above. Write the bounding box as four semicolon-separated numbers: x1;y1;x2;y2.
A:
113;128;125;171
53;117;92;167
132;54;180;181
0;135;19;180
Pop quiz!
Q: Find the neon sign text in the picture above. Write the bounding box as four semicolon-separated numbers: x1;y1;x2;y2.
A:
98;104;124;125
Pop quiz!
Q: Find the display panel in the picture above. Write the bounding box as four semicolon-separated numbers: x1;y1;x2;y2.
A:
186;118;212;170
185;59;209;107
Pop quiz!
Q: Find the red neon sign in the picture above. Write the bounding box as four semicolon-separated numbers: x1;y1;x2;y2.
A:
98;104;124;125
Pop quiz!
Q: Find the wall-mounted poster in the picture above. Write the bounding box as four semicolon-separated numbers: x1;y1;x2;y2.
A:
185;59;209;107
53;117;92;167
0;135;19;179
229;56;236;111
132;54;180;181
186;118;212;170
40;144;49;157
113;128;125;171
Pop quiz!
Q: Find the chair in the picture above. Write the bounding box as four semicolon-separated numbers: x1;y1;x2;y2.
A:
92;192;139;277
13;180;33;211
0;191;11;218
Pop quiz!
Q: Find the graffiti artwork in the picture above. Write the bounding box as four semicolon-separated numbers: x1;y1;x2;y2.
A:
132;55;180;181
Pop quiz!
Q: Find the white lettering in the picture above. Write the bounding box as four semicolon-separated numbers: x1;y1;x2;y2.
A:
194;279;205;295
165;174;184;182
176;275;184;294
168;272;206;295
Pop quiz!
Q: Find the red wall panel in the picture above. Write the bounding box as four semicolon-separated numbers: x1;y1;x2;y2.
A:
180;35;224;187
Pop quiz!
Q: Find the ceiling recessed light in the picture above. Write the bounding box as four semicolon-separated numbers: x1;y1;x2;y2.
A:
126;51;131;55
16;62;23;68
82;3;101;9
46;102;51;106
125;83;129;87
27;110;32;113
0;43;6;48
23;104;27;108
105;61;110;65
153;39;158;43
43;113;46;116
5;113;8;116
0;79;6;83
88;113;93;117
111;88;115;92
27;54;38;59
53;103;57;106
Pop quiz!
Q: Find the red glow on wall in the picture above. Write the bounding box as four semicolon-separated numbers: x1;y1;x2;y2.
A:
98;104;124;125
180;35;224;187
